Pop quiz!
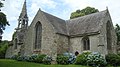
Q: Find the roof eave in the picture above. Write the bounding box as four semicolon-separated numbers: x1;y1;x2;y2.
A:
56;32;70;37
69;31;100;38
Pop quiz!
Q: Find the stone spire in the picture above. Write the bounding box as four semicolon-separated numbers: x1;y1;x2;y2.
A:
19;0;27;18
17;0;28;30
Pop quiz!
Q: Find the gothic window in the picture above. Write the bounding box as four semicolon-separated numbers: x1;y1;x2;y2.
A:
106;21;112;50
82;36;90;50
14;38;17;49
35;22;42;49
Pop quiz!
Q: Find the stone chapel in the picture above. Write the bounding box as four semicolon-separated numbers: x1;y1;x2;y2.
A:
5;0;117;59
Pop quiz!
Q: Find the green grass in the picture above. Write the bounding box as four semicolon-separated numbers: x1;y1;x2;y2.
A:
0;59;89;67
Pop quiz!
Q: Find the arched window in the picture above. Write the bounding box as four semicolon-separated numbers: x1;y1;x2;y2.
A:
35;22;42;49
82;36;90;50
14;38;17;49
106;21;112;50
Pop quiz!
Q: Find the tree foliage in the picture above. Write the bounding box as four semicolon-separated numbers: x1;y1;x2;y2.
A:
0;40;8;58
70;6;99;19
115;24;120;44
0;0;9;34
0;12;9;34
0;1;3;9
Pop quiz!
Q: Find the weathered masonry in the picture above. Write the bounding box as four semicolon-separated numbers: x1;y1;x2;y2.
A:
6;0;117;59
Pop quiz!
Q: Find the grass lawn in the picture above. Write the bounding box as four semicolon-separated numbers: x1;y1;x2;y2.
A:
0;59;89;67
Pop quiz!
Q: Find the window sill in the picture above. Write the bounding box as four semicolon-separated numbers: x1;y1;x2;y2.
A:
33;49;41;54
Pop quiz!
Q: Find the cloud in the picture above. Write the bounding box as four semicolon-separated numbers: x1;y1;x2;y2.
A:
31;0;57;9
28;0;57;24
1;0;57;41
60;0;120;24
1;0;120;41
1;0;24;41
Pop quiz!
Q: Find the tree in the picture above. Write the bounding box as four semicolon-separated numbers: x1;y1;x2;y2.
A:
0;0;9;35
70;6;99;19
0;0;5;11
0;40;8;58
0;12;9;34
0;1;3;9
115;24;120;44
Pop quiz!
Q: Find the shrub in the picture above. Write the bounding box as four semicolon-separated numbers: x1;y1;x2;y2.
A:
19;54;38;62
56;54;69;65
11;55;19;60
17;56;25;61
0;41;8;59
34;54;46;63
87;52;107;67
63;53;76;64
28;54;38;62
24;55;31;61
11;54;48;64
75;52;91;65
17;56;29;61
43;55;52;65
106;54;120;66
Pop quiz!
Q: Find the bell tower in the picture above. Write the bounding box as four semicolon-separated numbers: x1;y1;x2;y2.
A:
13;0;28;56
16;0;28;30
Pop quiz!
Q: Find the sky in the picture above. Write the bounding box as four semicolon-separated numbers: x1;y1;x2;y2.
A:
1;0;120;41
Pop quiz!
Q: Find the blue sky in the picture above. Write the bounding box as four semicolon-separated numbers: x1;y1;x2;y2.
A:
1;0;120;41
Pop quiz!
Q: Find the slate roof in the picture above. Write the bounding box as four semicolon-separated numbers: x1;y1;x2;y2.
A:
67;10;107;36
42;11;68;35
42;10;108;36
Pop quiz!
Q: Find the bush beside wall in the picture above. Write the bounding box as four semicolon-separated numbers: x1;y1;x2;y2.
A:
0;41;8;59
11;54;52;65
106;54;120;66
56;54;69;65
